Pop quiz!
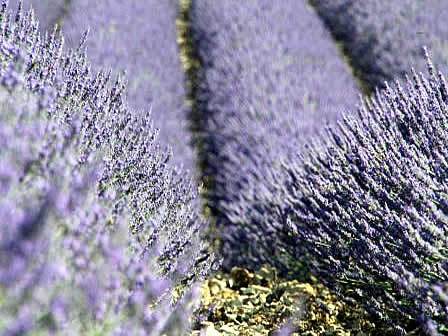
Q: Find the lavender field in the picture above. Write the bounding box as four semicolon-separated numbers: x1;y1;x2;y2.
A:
1;0;447;335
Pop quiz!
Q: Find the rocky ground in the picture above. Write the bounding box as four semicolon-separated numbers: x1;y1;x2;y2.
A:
185;265;420;336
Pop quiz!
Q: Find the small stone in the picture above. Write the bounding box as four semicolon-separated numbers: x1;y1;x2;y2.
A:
200;323;221;336
230;267;252;289
250;284;271;293
240;287;255;295
210;285;221;296
287;282;316;297
226;313;240;324
209;278;226;290
253;274;264;285
231;295;244;306
219;325;238;335
256;264;278;283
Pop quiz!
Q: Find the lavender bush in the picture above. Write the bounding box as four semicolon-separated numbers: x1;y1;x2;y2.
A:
282;51;448;334
0;84;201;335
0;44;192;336
310;0;448;93
187;0;361;276
0;1;219;333
59;0;197;173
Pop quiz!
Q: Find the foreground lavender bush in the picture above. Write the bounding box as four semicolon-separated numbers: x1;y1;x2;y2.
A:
282;53;448;334
310;0;448;92
0;46;197;336
0;89;203;336
188;0;361;276
0;2;219;333
8;0;218;292
60;0;196;172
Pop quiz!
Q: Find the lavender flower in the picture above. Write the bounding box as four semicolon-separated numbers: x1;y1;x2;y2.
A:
282;51;448;334
310;0;448;92
187;0;361;276
7;0;68;33
0;2;219;334
7;0;218;294
0;69;188;336
60;0;197;173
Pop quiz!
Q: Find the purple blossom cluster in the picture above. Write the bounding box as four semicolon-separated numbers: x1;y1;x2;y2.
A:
0;1;219;334
7;0;67;33
188;0;361;276
59;0;197;173
281;52;448;334
310;0;448;92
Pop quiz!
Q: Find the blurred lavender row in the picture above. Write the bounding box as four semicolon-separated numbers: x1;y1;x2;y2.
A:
188;0;362;276
58;0;197;174
0;2;219;334
282;53;448;334
310;0;448;92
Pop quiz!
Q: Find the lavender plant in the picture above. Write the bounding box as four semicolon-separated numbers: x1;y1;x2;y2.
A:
0;1;219;333
187;0;361;277
281;51;448;334
59;0;197;173
0;47;197;336
12;0;217;292
310;0;448;93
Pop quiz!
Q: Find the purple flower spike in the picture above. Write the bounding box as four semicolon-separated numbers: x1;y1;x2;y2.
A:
7;0;68;33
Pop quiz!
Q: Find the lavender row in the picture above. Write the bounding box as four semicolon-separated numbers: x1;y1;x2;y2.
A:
0;1;219;333
59;0;197;174
188;0;361;276
310;0;448;93
281;53;448;334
